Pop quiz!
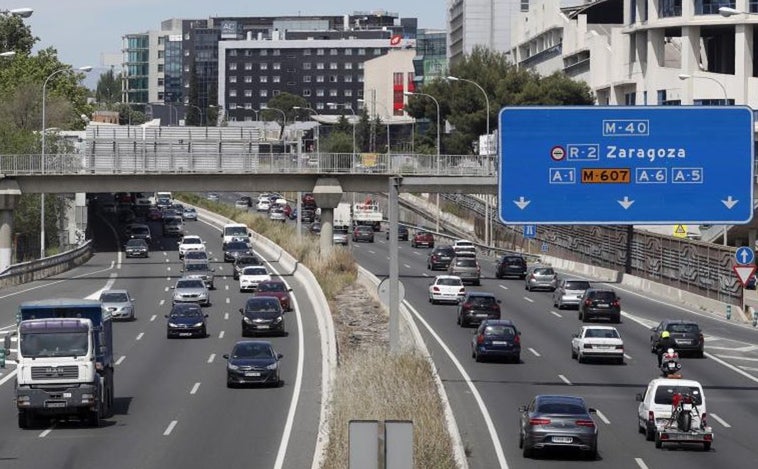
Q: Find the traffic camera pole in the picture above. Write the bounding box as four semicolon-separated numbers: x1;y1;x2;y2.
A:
389;177;400;352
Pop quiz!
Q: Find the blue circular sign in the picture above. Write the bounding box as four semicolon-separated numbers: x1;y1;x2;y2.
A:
736;246;755;265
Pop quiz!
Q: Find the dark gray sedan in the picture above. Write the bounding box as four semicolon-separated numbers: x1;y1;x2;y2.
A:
519;395;598;459
223;340;283;388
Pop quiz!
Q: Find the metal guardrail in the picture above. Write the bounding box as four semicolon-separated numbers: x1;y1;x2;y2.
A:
0;152;492;177
0;240;94;288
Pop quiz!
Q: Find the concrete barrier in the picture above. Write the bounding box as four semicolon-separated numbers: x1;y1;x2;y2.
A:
0;241;93;289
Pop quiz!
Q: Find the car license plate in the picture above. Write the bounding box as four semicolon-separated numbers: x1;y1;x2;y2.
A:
682;403;692;411
244;372;261;377
179;332;193;337
552;436;573;443
675;339;691;345
492;341;508;345
257;325;270;329
45;402;66;408
597;345;614;349
596;303;609;308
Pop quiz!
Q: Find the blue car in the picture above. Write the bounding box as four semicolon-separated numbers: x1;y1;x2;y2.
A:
471;319;521;363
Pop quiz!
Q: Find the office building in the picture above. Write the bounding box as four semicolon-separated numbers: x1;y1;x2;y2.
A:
447;0;521;65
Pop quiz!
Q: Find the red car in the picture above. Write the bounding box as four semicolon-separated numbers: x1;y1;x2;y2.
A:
411;231;435;248
148;208;163;221
282;204;292;218
254;279;293;312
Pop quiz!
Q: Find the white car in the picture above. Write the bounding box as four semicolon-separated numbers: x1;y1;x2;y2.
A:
234;200;249;211
269;208;286;222
452;239;477;257
239;266;272;292
428;275;466;304
571;325;624;364
256;199;271;212
178;235;207;259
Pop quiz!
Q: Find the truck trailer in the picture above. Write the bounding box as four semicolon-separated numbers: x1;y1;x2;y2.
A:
15;299;115;428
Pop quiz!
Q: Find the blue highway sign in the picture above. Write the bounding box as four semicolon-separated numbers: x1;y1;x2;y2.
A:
498;106;754;224
523;225;537;239
736;246;755;265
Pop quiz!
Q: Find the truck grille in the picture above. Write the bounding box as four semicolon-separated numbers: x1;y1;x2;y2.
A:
31;366;79;380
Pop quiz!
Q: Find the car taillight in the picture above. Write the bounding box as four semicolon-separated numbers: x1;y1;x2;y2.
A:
431;255;438;261
459;288;466;294
583;344;592;349
476;266;481;273
683;395;693;404
701;413;707;426
576;420;595;428
491;304;499;311
432;286;440;292
612;300;620;307
615;345;624;350
462;303;471;309
529;274;535;280
648;411;655;422
476;334;485;344
698;333;704;343
529;418;551;426
585;300;592;306
513;334;520;345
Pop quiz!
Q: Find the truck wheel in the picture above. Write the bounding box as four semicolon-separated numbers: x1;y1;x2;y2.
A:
18;410;32;429
703;442;711;451
654;432;662;448
88;410;101;427
677;412;692;432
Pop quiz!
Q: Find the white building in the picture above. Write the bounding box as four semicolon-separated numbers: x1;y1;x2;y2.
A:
510;0;758;107
447;0;522;65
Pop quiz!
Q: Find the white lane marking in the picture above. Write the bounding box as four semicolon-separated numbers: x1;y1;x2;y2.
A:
402;302;509;468
716;355;758;362
85;272;119;300
709;413;731;428
225;298;230;304
150;315;157;322
595;409;611;424
635;458;649;469
0;369;17;387
738;365;758;372
422;272;429;277
499;285;509;290
136;332;144;341
528;347;541;357
190;382;201;395
163;420;178;436
225;285;229;291
167;267;172;271
224;312;229;320
413;251;421;256
550;311;562;318
159;300;165;306
0;262;115;301
163;252;167;256
624;353;632;360
207;353;216;364
403;263;411;269
164;287;169;292
706;352;758;383
38;427;54;438
115;356;126;366
218;331;225;339
368;250;376;254
558;374;572;385
523;297;534;303
165;259;169;264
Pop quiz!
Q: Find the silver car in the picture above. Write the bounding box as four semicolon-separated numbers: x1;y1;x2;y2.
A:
447;256;481;286
269;208;286;222
99;289;136;321
332;226;349;246
525;265;558;292
519;395;598;459
182;260;216;289
171;278;210;306
552;278;592;309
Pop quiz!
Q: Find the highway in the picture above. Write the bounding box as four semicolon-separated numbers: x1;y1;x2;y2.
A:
350;233;758;468
0;205;322;468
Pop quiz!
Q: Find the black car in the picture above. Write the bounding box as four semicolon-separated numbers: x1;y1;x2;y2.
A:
239;195;253;207
386;225;409;241
352;225;375;243
224;340;283;388
165;304;208;338
457;292;501;327
579;288;621;323
124;238;149;258
240;296;285;336
233;254;263;280
301;208;317;223
224;240;252;262
471;319;521;363
650;320;704;357
427;245;455;270
495;255;527;279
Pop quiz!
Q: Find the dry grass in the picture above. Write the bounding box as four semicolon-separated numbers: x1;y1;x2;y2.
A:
176;193;457;468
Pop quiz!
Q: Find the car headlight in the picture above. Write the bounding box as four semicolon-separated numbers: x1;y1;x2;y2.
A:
266;362;278;370
168;322;178;327
227;363;239;371
193;322;204;327
243;316;253;324
273;316;283;323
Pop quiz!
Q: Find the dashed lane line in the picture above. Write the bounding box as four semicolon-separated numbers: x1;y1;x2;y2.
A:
635;458;649;469
218;331;225;339
207;353;216;364
136;332;144;341
224;312;229;320
524;297;534;303
528;347;541;357
159;300;165;306
558;374;572;385
38;426;54;438
710;413;731;428
150;315;157;322
115;356;126;366
226;298;230;304
624;353;632;360
595;409;611;424
550;311;562;318
190;382;201;395
163;420;178;436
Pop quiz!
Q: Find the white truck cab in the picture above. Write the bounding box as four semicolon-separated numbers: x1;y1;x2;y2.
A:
222;223;250;247
636;377;706;441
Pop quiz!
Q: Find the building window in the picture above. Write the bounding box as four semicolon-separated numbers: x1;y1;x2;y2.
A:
624;91;636;105
330;48;338;55
244;89;252;97
245;62;253;70
228;103;237;110
158;50;164;59
358;75;364;82
344;89;352;97
316;62;325;70
329;89;338;97
244;103;253;110
260;76;268;83
260;49;268;56
317;48;325;55
229;75;237;83
260;63;268;70
345;49;352;56
229;50;238;57
373;48;382;55
659;0;682;17
273;63;281;70
244;50;252;56
273;90;280;96
273;76;281;83
304;75;312;83
329;75;338;83
316;102;325;110
344;75;353;83
229;63;237;70
358;48;366;55
330;63;338;70
229;90;237;97
303;62;312;70
316;89;325;97
157;78;164;86
345;62;353;70
303;89;311;97
245;76;253;83
158;64;164;72
273;49;281;56
260;90;268;97
521;0;529;12
304;49;312;56
316;75;325;83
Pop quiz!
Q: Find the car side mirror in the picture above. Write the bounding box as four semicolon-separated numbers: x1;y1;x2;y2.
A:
572;333;578;338
164;314;169;318
497;300;502;304
588;408;597;414
635;393;643;402
277;353;284;360
239;308;244;314
204;314;209;318
518;405;527;412
170;286;175;290
212;269;216;272
222;354;229;359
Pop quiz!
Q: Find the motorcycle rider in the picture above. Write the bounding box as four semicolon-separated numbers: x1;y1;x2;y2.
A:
656;330;677;367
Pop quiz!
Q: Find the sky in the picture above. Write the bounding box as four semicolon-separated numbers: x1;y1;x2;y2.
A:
15;0;447;77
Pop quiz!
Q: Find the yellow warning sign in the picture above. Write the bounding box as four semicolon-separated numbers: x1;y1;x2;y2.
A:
673;225;687;238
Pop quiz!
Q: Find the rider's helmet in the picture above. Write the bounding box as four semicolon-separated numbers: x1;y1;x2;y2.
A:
661;331;670;339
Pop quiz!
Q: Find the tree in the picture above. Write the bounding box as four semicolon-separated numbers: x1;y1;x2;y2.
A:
0;14;37;54
264;92;309;123
95;67;121;105
322;131;353;153
185;59;201;126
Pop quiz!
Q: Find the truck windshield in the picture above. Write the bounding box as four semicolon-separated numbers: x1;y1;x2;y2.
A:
20;332;88;358
225;226;247;236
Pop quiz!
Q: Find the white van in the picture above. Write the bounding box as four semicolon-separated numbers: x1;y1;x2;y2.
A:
636;377;706;441
222;223;250;246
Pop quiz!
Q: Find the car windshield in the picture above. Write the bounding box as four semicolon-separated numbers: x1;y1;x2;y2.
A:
437;278;462;286
126;240;146;247
533;268;555;275
245;299;281;314
101;292;128;302
237;257;260;266
184;208;196;214
456;259;477;267
668;323;700;333
590;291;616;301
243;267;268;276
131;227;149;235
654;386;703;405
183;238;202;245
185;251;207;259
226;242;248;250
565;280;591;290
536;402;587;415
469;296;495;306
186;263;209;272
165;218;182;226
484;325;515;337
585;328;619;338
232;343;275;359
20;332;88;358
436;247;455;256
503;257;524;265
177;279;204;289
258;282;286;292
170;309;203;318
225;226;247;236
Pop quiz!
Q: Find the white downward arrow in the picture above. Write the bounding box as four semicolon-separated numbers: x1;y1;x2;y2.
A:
618;196;634;210
722;196;739;209
513;197;530;210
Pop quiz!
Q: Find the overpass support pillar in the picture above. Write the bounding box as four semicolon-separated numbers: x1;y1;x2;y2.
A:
312;177;344;255
0;180;21;272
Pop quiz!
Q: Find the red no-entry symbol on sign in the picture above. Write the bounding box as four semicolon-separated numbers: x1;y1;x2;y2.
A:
550;145;566;161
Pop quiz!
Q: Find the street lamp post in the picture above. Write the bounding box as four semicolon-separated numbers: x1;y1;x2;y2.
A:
358;98;391;155
187;104;204;127
447;75;493;246
261;106;287;143
0;7;33;17
293;106;320;153
678;72;729;246
405;91;441;231
40;65;93;258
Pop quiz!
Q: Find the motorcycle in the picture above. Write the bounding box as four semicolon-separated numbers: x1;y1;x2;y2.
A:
671;391;698;432
660;348;682;377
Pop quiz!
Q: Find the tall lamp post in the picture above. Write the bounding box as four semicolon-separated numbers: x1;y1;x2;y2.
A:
40;65;93;258
261;106;286;142
187;104;204;127
447;75;493;246
678;73;729;246
405;91;441;231
0;7;33;17
293;106;320;153
358;98;391;154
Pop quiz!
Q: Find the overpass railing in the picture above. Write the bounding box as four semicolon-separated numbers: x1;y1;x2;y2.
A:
0;152;492;176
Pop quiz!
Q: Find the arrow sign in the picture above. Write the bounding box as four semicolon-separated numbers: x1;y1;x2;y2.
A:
736;246;755;265
722;196;739;209
733;265;757;287
618;196;634;210
513;197;530;210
